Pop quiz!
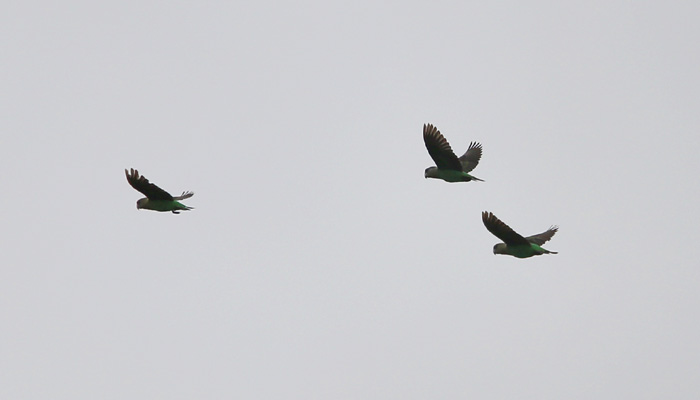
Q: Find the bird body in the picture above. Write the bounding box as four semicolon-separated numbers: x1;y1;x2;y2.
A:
423;123;483;183
125;168;194;214
424;167;483;183
492;242;555;258
136;198;192;213
482;211;558;258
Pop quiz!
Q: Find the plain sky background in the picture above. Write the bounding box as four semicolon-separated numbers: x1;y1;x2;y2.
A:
2;1;700;398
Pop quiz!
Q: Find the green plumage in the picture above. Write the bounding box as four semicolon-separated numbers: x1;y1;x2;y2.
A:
138;199;192;213
425;168;482;183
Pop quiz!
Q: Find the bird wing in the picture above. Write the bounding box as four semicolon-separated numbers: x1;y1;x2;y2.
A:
459;142;483;173
526;226;558;245
423;124;463;171
173;191;194;200
125;168;174;201
481;211;530;246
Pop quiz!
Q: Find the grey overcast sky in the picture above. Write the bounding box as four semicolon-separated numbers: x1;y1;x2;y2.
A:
2;1;699;398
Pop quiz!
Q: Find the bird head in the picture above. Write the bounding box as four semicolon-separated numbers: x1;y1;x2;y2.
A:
136;198;148;210
424;166;437;179
493;243;507;255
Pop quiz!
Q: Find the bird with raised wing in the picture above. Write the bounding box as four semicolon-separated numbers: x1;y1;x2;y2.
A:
481;211;558;258
125;168;194;214
423;123;483;182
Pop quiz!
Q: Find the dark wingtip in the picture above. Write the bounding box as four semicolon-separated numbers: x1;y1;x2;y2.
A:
423;123;444;136
126;168;140;179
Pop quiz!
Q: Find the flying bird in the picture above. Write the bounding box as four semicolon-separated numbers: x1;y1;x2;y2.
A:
423;123;483;182
481;211;558;258
125;168;194;214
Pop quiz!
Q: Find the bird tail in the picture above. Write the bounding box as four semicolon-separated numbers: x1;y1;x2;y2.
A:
470;176;484;182
543;249;558;254
175;201;193;211
171;204;193;214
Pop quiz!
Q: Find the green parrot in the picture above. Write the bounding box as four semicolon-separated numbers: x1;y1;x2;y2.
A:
125;168;194;214
423;123;483;182
481;211;558;258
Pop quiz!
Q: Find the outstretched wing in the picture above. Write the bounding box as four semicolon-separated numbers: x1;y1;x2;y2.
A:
481;211;530;246
125;168;174;201
526;226;558;245
459;142;483;173
423;123;463;171
173;191;194;201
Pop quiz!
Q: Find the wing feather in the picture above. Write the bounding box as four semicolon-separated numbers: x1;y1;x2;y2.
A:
125;168;174;201
526;226;558;245
423;124;463;171
459;142;483;173
173;191;194;201
481;211;530;246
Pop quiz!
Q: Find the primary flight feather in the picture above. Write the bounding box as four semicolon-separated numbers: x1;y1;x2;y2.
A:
125;168;194;214
423;123;484;183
